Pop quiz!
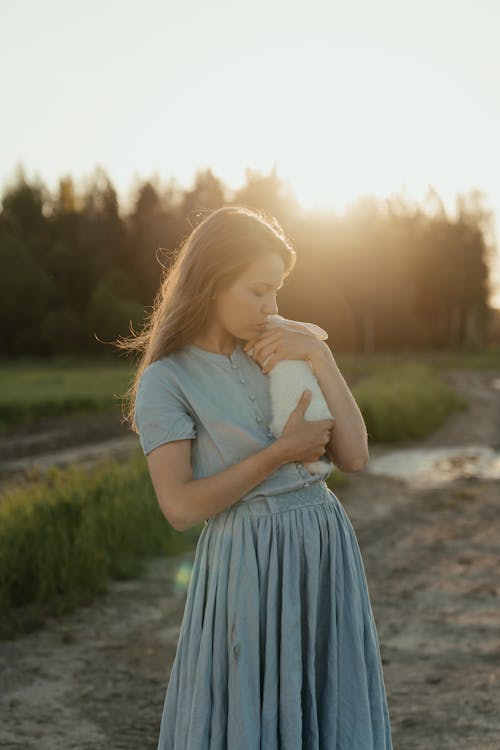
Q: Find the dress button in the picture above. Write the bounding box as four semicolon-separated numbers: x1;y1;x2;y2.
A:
240;378;246;384
303;481;310;487
296;462;303;468
249;395;255;401
256;416;263;423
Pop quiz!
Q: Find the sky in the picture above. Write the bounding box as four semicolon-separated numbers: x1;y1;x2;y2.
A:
2;0;500;306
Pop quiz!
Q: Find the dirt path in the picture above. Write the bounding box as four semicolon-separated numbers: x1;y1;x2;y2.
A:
0;411;135;498
1;369;500;749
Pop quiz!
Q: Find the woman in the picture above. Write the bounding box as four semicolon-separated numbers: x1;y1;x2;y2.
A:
120;205;393;749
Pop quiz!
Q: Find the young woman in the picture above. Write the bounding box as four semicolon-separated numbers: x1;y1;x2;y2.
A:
120;205;393;749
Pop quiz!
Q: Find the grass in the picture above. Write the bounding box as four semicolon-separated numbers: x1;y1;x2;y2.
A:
334;344;500;380
0;451;201;641
2;345;498;433
0;355;133;431
351;361;468;442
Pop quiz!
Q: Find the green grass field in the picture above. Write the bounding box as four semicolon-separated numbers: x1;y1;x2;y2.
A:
0;356;134;431
2;345;498;432
1;345;498;638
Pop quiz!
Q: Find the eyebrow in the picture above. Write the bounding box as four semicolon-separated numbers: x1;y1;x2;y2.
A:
254;281;284;289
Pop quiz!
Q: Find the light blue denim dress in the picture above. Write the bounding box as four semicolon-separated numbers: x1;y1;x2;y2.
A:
135;341;393;749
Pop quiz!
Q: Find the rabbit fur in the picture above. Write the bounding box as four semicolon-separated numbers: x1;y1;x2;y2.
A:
246;319;335;475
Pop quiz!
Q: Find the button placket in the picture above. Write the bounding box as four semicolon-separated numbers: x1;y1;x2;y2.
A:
231;356;267;431
296;461;306;475
238;351;274;438
295;461;311;486
252;399;264;425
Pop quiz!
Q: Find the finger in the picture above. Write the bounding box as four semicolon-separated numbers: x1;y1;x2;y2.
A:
249;330;281;355
261;353;276;373
253;344;280;367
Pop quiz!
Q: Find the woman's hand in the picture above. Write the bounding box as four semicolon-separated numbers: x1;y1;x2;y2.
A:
243;317;327;374
279;389;335;463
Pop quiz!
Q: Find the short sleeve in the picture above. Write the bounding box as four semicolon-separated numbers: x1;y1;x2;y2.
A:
134;363;197;456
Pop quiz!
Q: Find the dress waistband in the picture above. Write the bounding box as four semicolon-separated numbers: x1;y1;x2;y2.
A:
205;480;335;524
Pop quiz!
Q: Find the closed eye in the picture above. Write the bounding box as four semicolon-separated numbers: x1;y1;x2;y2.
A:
253;290;278;298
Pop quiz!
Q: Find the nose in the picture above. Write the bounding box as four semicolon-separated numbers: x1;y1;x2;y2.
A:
262;299;279;315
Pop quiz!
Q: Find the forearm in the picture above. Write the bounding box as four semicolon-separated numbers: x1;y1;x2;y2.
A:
309;342;369;472
176;439;292;531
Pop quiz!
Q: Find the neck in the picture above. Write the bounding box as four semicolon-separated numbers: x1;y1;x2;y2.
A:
191;330;239;356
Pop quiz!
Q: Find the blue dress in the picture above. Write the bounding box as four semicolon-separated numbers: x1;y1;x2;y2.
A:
134;340;393;749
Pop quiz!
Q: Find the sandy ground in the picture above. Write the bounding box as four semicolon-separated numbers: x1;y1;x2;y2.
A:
1;369;499;749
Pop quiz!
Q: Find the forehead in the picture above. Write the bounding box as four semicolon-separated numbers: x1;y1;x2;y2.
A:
238;254;285;284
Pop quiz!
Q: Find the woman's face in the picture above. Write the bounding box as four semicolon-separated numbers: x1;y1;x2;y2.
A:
214;253;285;341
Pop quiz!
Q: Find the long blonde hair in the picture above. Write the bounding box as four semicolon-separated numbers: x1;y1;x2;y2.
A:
115;205;296;434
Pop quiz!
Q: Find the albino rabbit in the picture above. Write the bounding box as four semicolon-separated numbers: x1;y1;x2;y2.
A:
247;315;335;475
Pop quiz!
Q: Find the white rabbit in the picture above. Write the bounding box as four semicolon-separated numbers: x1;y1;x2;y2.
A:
246;315;335;476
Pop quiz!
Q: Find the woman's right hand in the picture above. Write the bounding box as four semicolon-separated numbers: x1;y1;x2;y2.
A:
278;389;335;463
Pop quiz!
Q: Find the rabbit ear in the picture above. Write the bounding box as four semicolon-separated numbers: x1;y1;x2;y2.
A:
272;314;328;341
299;321;328;340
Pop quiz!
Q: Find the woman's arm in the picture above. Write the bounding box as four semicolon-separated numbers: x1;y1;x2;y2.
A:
309;342;369;472
147;435;295;532
244;319;368;473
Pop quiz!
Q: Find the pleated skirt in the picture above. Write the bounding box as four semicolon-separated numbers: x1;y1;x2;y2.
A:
157;480;393;749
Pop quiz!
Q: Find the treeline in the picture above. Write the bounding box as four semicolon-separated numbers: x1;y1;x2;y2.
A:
0;164;495;357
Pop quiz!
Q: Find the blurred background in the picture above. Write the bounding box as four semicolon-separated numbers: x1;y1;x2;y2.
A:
1;3;500;747
1;0;500;362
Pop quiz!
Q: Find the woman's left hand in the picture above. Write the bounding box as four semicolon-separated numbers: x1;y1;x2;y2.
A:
243;319;326;374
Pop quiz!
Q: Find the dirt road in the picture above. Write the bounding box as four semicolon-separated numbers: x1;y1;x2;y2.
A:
1;369;499;749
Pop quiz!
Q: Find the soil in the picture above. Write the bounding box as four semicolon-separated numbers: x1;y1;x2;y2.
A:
1;369;500;749
0;411;136;498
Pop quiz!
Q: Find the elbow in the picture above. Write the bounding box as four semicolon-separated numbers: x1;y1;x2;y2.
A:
167;503;193;532
172;514;201;533
157;495;189;533
170;515;187;532
347;451;370;472
161;490;200;533
334;451;369;473
349;458;369;473
168;511;194;533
